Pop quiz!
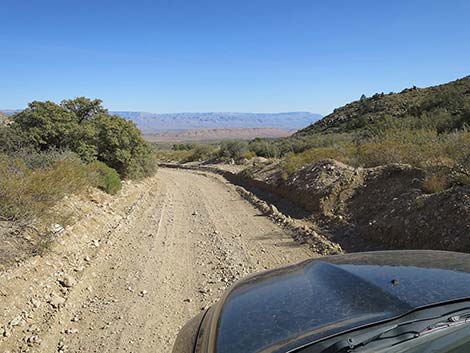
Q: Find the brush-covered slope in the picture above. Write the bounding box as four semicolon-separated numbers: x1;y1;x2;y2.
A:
296;76;470;136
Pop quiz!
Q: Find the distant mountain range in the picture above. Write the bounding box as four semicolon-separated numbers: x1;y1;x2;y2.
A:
112;111;322;132
1;109;321;134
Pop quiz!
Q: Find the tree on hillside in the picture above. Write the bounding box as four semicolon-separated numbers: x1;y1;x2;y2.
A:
12;101;79;150
90;113;155;179
7;98;155;179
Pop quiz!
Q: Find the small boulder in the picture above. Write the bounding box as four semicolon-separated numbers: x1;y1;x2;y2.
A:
59;275;77;288
48;293;66;308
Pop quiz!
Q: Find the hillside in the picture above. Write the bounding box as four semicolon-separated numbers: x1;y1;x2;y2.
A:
296;75;470;136
113;111;321;132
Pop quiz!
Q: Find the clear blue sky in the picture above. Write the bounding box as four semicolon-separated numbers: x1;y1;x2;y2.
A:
1;0;469;115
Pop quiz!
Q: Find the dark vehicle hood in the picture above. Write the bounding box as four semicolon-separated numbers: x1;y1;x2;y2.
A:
206;250;470;353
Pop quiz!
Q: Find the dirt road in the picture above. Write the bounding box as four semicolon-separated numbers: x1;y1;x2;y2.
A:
0;168;316;353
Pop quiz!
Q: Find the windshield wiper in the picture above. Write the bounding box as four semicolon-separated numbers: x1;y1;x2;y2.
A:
321;308;470;353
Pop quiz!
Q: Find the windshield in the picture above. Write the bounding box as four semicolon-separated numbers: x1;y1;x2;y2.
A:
373;325;470;353
295;303;470;353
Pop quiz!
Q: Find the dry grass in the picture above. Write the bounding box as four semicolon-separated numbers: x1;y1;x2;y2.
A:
0;155;92;223
154;149;195;162
422;174;450;194
280;129;470;189
281;144;355;178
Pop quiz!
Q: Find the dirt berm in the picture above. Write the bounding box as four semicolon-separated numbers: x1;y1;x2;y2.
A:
237;159;470;252
173;159;469;252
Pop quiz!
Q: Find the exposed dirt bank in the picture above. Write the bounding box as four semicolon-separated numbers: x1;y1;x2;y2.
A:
239;159;470;252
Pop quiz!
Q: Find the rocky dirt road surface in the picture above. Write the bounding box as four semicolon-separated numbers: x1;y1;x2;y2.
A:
0;168;316;353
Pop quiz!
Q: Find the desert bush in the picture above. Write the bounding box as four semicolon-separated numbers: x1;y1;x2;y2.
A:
0;154;91;222
154;149;193;162
274;133;354;156
356;129;442;168
87;112;156;179
9;149;81;169
218;140;249;160
452;172;470;187
281;143;355;178
11;101;80;151
172;143;196;151
443;130;470;169
154;143;218;163
248;139;280;158
356;129;470;169
8;98;156;179
242;151;257;160
183;144;218;162
422;173;450;194
0;126;28;153
0;151;124;223
280;128;470;182
88;161;122;195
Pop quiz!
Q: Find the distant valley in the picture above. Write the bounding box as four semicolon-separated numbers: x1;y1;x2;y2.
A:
0;110;322;142
1;110;321;141
116;111;321;141
112;111;321;132
143;127;295;142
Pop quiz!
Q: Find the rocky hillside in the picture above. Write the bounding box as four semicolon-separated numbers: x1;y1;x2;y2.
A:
296;75;470;135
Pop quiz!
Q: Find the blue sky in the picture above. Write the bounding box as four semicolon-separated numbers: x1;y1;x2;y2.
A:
1;0;469;114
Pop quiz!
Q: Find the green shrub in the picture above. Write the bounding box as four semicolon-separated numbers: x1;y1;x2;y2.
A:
7;98;156;179
0;126;28;153
11;101;80;151
272;133;354;156
88;161;122;195
183;144;217;162
154;143;218;163
172;143;195;151
218;140;249;160
248;139;280;158
242;151;257;160
90;113;156;179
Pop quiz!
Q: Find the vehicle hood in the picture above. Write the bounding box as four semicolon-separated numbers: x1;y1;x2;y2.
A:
209;250;470;353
